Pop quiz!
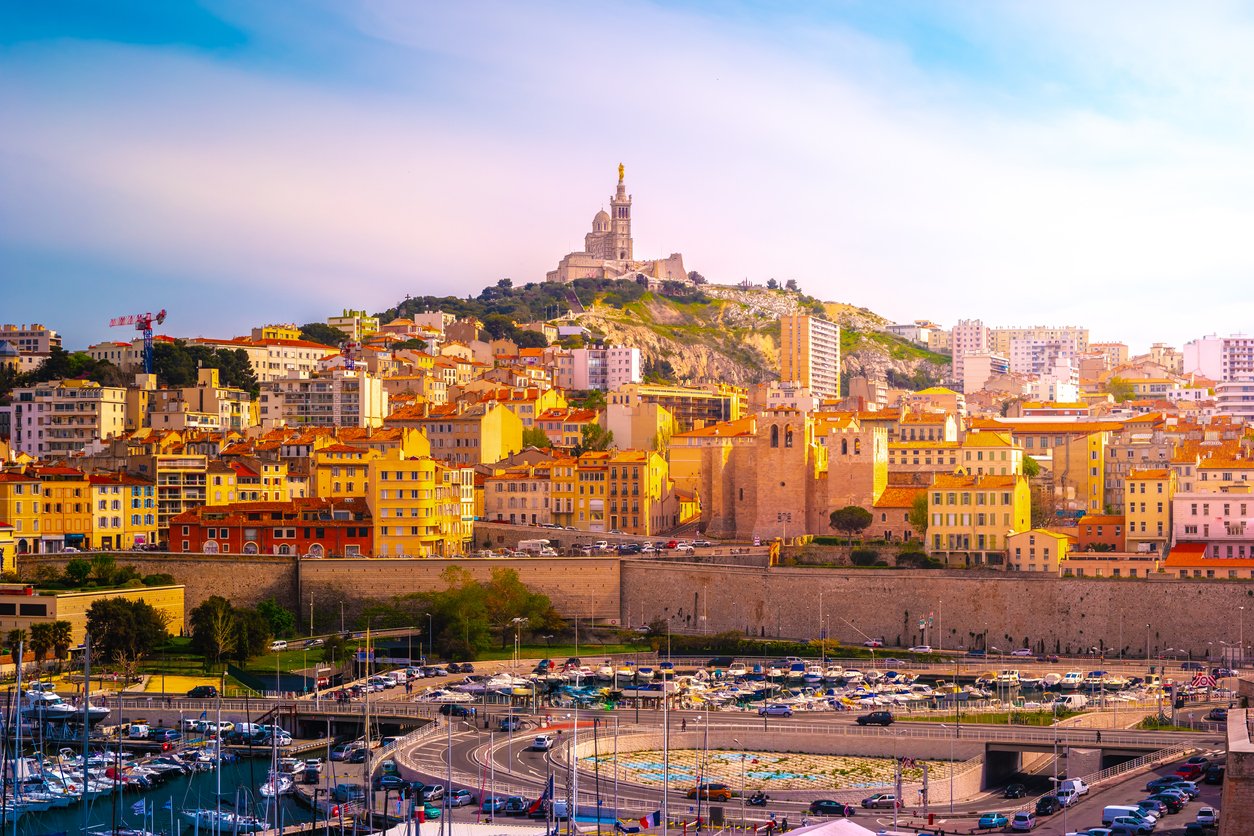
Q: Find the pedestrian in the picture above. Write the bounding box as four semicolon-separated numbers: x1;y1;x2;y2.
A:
1096;730;1102;743
682;718;688;732
781;817;789;832
800;814;808;828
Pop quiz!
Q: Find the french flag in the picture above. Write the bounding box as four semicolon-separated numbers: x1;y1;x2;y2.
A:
639;811;662;829
528;774;555;816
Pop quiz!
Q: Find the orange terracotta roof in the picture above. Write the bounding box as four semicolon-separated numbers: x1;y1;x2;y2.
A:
1127;469;1171;479
873;486;925;508
931;473;1022;489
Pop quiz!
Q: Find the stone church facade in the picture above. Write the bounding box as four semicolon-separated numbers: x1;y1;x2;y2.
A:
547;165;689;285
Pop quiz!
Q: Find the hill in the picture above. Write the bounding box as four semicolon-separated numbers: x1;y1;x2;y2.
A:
378;279;950;390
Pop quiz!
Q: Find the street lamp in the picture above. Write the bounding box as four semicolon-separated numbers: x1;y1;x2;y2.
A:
425;612;433;662
511;617;529;671
732;738;746;830
938;724;956;813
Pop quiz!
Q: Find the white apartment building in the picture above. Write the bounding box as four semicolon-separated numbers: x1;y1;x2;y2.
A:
780;314;841;400
189;335;339;383
961;352;1010;394
1214;375;1254;421
0;323;60;355
3;380;127;458
1027;355;1080;403
950;319;990;387
1008;338;1081;376
570;346;643;391
886;320;942;346
990;325;1089;358
1183;334;1254;382
259;369;387;428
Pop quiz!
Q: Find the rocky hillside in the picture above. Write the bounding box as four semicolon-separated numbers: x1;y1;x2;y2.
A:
571;283;950;390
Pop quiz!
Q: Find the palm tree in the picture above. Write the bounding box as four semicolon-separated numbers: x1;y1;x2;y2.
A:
50;621;73;672
6;629;26;668
28;623;53;673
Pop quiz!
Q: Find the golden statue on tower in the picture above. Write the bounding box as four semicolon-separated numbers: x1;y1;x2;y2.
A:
618;162;624;183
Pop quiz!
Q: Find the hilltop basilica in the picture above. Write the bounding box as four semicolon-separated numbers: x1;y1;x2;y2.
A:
546;164;689;285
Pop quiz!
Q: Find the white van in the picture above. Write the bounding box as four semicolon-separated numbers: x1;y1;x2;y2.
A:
1060;778;1089;796
270;640;288;652
127;723;150;739
1056;694;1088;709
1103;806;1152;827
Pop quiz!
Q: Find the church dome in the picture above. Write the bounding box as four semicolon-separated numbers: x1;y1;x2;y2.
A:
592;209;610;232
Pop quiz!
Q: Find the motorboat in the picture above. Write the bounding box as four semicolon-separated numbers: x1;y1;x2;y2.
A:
995;669;1021;687
179;809;265;832
1041;673;1063;689
637;666;655;682
658;661;676;679
727;662;748;677
1059;671;1084;690
21;690;79;723
598;663;615;680
1083;671;1107;690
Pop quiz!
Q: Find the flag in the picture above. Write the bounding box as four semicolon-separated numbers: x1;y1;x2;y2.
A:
639;810;662;829
163;799;174;811
527;774;555;815
131;800;146;815
199;710;207;719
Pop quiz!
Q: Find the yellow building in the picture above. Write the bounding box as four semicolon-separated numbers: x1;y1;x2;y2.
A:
312;443;380;500
550;457;578;529
0;525;14;573
34;466;93;552
251;324;302;342
484;463;553;526
1006;529;1070;573
959;431;1024;476
1125;468;1175;552
130;453;208;538
87;473;158;550
0;583;184;646
396;403;523;466
573;452;610;532
666;417;756;500
887;440;959;475
780;315;841;400
606;450;677;535
536;408;600;449
367;450;447;557
972;420;1115;514
927;473;1030;567
0;472;42;556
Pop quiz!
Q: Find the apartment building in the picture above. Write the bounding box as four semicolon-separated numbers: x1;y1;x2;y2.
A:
0;323;60;355
961;352;1010;394
608;383;745;432
990;325;1089;359
0;473;41;556
779;315;841;399
400;403;523;466
34;466;92;552
4;380;127;458
130;454;208;538
1172;484;1254;560
327;308;379;342
1214;375;1254;421
927;473;1031;567
172;497;371;557
259;369;387;428
1125;469;1175;554
949;319;990;386
1006;529;1070;573
368;451;458;557
1183;333;1254;382
484;463;553;527
569;346;643;391
88;473;158;550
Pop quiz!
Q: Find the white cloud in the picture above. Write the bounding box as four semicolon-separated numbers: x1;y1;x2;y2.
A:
3;1;1254;348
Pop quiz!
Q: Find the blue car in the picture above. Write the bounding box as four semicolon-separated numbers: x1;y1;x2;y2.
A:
978;812;1009;829
481;796;507;813
758;704;793;717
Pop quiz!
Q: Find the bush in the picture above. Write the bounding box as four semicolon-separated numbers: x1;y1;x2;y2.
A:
850;549;880;566
810;536;843;546
896;551;943;569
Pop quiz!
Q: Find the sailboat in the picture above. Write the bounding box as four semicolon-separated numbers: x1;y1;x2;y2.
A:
178;808;266;832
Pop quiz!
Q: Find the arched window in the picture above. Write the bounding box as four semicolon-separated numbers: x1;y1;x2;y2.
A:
202;541;219;554
854;438;862;455
278;544;292;555
770;426;779;448
785;426;794;448
841;438;848;455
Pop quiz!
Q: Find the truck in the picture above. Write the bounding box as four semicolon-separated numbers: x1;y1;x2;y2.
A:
516;539;553;556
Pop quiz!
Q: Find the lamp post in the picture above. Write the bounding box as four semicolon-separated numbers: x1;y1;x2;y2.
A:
426;612;433;662
938;724;956;814
733;738;746;830
817;589;841;661
1240;606;1246;669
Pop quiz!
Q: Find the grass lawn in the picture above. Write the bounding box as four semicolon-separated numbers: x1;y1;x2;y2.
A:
900;709;1083;726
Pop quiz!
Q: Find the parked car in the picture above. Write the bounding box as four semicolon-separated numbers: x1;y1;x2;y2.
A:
855;711;894;726
758;704;793;717
333;784;366;803
1010;648;1033;657
808;800;854;817
1011;811;1037;831
269;640;288;652
863;639;884;648
1146;794;1184;813
967;648;987;657
1196;807;1218;826
1181;661;1206;671
374;774;407;791
1206;708;1228;722
908;645;932;653
187;685;219;698
978;812;1009;829
1203;765;1225;784
447;789;474;807
500;716;525;732
860;793;898;809
1035;796;1062;816
686;783;732;801
1004;783;1027;799
439;704;475;717
150;728;181;743
1175;764;1205;781
481;796;507;813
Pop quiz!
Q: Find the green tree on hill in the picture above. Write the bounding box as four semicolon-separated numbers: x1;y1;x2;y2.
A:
298;322;346;347
522;426;552;449
575;422;614;455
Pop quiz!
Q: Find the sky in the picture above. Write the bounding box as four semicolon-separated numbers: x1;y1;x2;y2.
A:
3;1;1254;351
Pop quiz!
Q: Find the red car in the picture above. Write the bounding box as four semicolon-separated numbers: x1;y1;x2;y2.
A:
1174;764;1204;781
664;540;679;549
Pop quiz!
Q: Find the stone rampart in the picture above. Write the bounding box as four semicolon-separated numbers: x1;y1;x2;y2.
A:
621;559;1254;659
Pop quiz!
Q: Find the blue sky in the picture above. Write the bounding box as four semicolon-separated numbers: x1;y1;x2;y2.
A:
3;1;1253;350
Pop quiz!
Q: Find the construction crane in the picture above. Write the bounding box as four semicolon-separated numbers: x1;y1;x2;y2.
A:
109;309;167;374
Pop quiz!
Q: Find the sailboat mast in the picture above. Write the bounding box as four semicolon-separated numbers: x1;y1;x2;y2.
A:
13;641;21;836
363;625;372;822
81;633;92;836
